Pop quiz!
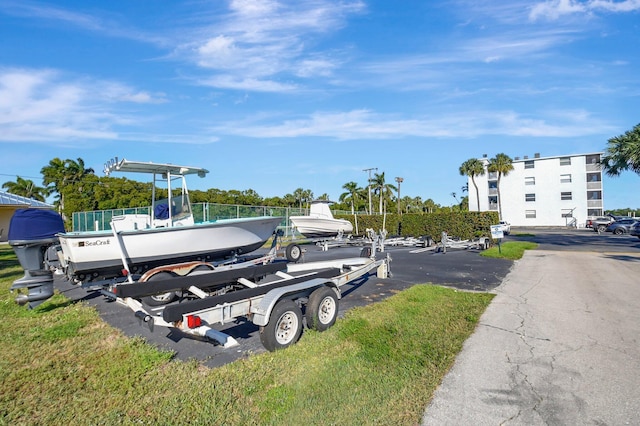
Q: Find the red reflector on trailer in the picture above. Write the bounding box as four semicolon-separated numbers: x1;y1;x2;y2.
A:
187;315;202;328
121;269;129;276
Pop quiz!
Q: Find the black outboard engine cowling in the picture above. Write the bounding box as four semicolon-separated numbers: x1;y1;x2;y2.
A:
8;209;65;309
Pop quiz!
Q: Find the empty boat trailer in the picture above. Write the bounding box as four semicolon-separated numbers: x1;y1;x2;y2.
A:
113;253;391;351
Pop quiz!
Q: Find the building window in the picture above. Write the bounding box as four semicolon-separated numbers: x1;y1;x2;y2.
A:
561;209;573;218
524;160;535;169
587;173;601;182
561;192;572;200
560;157;571;166
525;193;536;202
560;174;572;183
525;210;536;219
588;191;601;200
525;176;535;185
488;196;498;210
586;154;601;165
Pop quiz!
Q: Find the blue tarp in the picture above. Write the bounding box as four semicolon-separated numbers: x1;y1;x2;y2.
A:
8;209;65;241
154;203;170;220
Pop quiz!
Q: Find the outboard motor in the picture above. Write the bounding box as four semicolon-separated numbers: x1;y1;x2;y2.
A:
8;209;65;309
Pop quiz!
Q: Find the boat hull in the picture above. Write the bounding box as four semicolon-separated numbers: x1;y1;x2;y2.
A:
290;216;353;238
58;216;282;281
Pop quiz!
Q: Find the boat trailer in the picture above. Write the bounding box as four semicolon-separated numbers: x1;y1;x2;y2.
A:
99;225;391;352
409;234;491;253
109;250;390;351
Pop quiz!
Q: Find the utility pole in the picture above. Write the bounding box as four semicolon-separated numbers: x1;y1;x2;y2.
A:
395;177;403;215
363;167;377;214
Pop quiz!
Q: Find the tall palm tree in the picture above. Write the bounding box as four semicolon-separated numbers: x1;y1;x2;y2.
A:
487;153;514;220
41;157;95;217
339;181;361;214
371;172;396;214
2;176;49;201
292;188;314;209
459;158;485;211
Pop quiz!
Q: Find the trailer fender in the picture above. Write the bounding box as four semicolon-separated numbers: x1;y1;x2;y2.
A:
252;278;338;327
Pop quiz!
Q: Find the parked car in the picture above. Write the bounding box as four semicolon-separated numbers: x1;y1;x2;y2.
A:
587;216;614;232
604;218;638;235
630;222;640;239
498;220;511;235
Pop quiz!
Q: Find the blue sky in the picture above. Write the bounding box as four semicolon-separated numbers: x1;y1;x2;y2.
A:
1;0;639;209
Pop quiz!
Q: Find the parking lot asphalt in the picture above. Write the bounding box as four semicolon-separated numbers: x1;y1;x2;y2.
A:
54;241;513;368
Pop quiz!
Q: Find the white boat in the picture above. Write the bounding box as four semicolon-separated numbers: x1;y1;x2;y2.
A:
290;200;353;238
57;158;282;282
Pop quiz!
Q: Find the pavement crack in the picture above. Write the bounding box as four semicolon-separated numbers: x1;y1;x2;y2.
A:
480;322;551;342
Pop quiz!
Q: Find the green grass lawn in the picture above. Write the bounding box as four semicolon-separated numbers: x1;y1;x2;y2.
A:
0;245;494;425
481;241;538;260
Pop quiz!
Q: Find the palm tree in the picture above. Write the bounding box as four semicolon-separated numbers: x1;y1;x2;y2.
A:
41;157;95;217
292;188;314;209
487;153;514;220
459;158;486;211
371;172;397;214
2;176;49;201
339;181;361;214
424;198;437;213
601;123;640;176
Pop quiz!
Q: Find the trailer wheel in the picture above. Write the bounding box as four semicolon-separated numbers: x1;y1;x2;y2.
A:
260;299;303;351
360;246;372;258
285;244;302;263
141;272;178;306
305;286;338;331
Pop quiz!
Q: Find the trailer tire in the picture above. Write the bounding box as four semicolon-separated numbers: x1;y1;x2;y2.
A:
285;244;302;263
305;286;338;331
260;299;303;351
360;246;372;257
141;272;178;306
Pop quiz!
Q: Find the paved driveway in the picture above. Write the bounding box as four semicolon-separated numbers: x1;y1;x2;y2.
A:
422;229;640;425
508;226;640;252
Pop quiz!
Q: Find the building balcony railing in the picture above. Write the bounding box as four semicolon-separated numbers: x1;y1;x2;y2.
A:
488;188;498;195
586;164;602;172
487;172;498;180
488;204;498;211
586;182;602;190
587;200;603;208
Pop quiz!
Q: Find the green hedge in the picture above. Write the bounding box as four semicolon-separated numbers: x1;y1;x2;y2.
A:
335;211;500;241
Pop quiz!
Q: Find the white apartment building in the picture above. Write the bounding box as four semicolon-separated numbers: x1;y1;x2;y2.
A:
469;152;604;227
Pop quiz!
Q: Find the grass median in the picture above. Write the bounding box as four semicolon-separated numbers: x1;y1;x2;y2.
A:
0;245;494;425
481;241;538;260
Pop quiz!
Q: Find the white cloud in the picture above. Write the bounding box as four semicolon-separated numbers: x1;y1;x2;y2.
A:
529;0;640;21
0;68;166;142
197;75;298;92
209;108;615;140
178;0;365;90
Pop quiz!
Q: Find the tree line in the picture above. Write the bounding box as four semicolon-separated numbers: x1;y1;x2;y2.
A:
4;123;639;222
2;159;465;223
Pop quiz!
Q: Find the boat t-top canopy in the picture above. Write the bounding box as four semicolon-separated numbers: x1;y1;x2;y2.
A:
103;157;208;178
